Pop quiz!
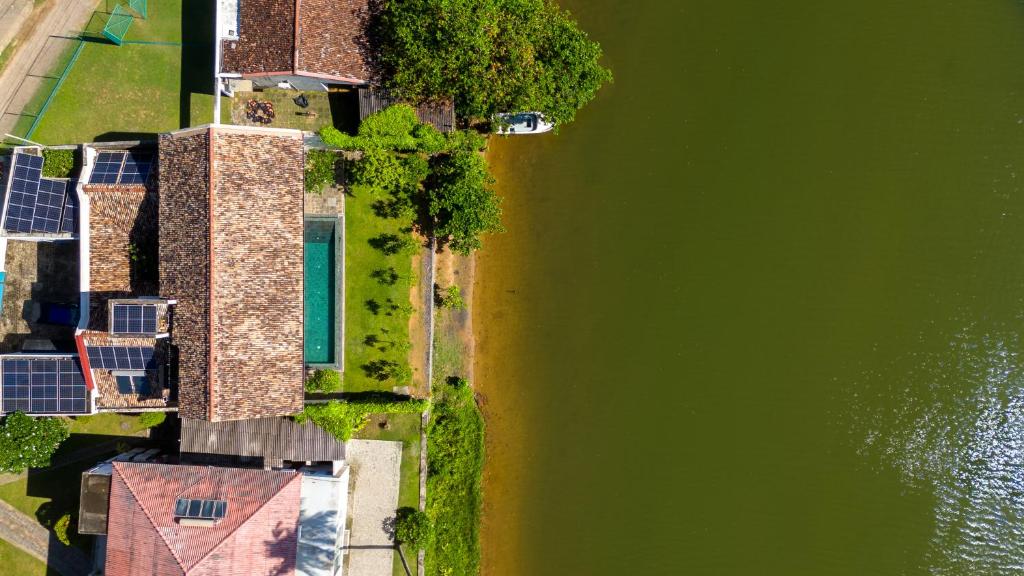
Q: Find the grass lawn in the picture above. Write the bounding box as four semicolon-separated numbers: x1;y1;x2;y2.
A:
54;413;147;457
355;412;422;576
13;0;229;144
0;537;50;576
344;185;416;392
0;454;115;551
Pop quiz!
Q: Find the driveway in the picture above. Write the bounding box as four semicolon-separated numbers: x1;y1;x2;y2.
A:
345;439;402;576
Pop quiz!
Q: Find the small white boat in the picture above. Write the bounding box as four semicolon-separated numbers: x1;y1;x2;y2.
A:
494;112;554;135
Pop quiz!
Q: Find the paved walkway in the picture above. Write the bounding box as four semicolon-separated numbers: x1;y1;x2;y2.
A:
0;499;90;576
346;439;402;576
0;0;96;138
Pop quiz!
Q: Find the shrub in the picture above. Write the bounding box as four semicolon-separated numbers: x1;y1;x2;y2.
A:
42;149;74;178
319;104;447;153
438;285;465;310
429;151;504;255
54;514;71;546
426;379;484;576
295;395;429;441
137;412;166;428
0;413;69;473
305;369;342;393
305;150;339;193
395;507;432;549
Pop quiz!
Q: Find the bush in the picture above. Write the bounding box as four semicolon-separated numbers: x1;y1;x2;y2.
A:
137;412;166;429
426;379;484;576
438;285;465;310
42;149;74;178
320;104;445;153
295;395;429;441
305;150;339;193
395;507;432;549
305;369;342;393
54;514;71;546
0;413;69;473
429;151;504;255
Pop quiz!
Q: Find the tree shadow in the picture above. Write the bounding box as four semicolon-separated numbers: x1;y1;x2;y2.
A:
94;131;159;143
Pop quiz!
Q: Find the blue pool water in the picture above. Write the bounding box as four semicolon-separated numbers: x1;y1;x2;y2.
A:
304;219;336;365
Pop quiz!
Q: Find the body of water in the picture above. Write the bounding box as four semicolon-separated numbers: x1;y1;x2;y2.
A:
476;0;1024;574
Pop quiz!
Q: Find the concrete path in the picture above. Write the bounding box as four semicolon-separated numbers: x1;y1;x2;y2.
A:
0;0;97;138
0;499;90;576
0;0;33;54
346;439;402;576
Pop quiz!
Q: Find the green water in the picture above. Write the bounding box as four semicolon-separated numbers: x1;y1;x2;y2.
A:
478;0;1024;574
304;219;336;365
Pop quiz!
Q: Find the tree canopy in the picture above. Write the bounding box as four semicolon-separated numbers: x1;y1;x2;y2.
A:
429;151;504;255
375;0;612;126
0;413;69;473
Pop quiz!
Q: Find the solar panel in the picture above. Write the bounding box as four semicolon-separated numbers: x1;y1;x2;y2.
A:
31;178;66;233
111;303;158;334
59;185;77;233
4;155;42;233
89;152;125;184
85;346;156;370
120;151;153;185
1;357;87;414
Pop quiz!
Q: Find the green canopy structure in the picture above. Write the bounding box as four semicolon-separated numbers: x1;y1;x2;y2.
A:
102;5;134;45
128;0;147;20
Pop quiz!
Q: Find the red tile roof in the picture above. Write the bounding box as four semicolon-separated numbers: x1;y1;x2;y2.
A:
221;0;372;83
105;462;301;576
158;126;305;422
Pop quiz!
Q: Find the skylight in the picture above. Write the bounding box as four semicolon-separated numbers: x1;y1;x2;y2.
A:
174;498;227;520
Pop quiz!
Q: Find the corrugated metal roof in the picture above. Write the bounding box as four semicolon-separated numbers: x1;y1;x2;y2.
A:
180;417;345;462
358;87;456;133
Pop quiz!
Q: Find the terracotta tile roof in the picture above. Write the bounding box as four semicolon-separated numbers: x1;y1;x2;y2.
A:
105;462;301;576
84;184;159;331
221;0;372;83
158;126;305;422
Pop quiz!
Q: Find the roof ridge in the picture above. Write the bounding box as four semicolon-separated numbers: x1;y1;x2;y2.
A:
112;462;189;571
187;470;303;572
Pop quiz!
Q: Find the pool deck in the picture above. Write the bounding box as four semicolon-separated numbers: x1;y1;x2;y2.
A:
305;184;345;375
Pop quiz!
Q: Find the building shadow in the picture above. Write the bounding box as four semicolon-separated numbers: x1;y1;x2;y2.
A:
180;0;215;128
94;131;159;143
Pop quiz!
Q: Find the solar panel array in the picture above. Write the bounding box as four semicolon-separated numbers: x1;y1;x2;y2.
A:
3;154;76;234
111;303;158;334
85;346;157;370
59;185;77;233
88;151;153;185
1;358;88;414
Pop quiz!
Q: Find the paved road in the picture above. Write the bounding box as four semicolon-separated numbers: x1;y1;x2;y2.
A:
346;439;402;576
0;0;33;54
0;498;90;576
0;0;96;138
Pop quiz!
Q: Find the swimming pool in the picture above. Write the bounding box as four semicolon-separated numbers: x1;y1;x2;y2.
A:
304;217;342;367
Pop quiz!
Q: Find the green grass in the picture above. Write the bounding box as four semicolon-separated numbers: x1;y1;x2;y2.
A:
0;537;50;576
356;412;422;576
344;185;416;392
0;42;17;76
425;380;484;576
0;454;115;551
55;413;146;457
13;0;229;144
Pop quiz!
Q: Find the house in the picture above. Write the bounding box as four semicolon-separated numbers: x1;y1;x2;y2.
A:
96;461;349;576
217;0;372;92
159;125;306;421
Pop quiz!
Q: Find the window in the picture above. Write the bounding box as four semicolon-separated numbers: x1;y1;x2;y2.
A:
114;374;150;395
174;498;228;520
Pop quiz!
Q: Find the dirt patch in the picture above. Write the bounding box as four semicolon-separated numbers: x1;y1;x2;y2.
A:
0;240;78;352
433;248;475;382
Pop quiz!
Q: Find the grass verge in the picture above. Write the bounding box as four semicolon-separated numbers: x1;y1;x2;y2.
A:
356;412;422;576
344;183;416;392
0;537;49;576
425;380;484;576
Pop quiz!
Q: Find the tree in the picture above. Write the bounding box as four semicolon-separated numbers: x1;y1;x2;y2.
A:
438;285;465;310
429;151;504;254
375;0;612;126
394;507;432;550
305;369;343;393
0;413;69;473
